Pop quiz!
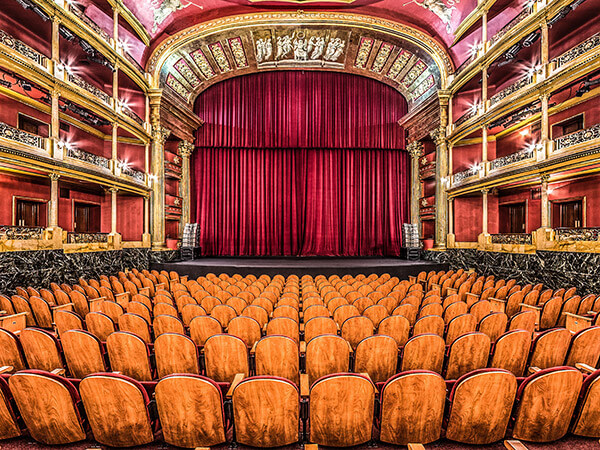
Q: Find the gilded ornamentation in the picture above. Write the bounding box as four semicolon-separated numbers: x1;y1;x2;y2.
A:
489;7;532;47
151;0;194;33
0;122;44;149
553;33;600;69
68;72;111;105
0;30;47;67
69;4;111;43
191;49;216;78
121;165;145;183
121;104;144;125
400;59;427;89
174;58;201;87
255;37;273;63
309;36;326;60
178;140;194;157
66;232;109;244
66;146;110;170
453;166;479;184
554;124;600;151
324;37;346;61
489;147;535;171
410;74;435;100
354;37;374;69
371;43;394;73
404;0;456;34
228;37;249;68
489;74;534;106
407;141;424;159
0;226;43;240
153;125;171;144
490;233;533;245
208;42;232;72
386;50;412;80
556;228;600;242
166;73;191;100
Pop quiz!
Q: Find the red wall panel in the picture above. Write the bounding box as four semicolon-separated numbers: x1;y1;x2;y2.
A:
454;196;482;241
0;175;50;226
549;175;600;227
117;195;144;241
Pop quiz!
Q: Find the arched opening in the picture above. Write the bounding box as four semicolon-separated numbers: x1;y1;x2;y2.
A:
191;70;410;256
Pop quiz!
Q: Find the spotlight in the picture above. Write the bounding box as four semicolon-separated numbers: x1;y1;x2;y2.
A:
59;25;76;41
575;78;600;97
520;129;529;136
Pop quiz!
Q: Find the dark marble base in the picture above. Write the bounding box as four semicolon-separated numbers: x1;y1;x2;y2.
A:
423;249;600;295
0;248;153;293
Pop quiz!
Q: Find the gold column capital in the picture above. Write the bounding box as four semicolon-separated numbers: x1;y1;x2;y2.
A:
407;141;424;159
178;140;195;158
49;172;61;181
108;187;119;194
540;173;550;184
153;126;171;144
481;188;490;195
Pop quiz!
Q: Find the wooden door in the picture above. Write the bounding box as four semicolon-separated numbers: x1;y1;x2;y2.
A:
16;200;40;227
508;203;526;233
554;200;583;228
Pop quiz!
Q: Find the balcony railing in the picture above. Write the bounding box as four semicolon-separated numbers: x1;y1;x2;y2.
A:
489;147;535;171
69;5;111;44
490;233;533;245
454;108;478;128
554;124;600;151
555;227;600;242
67;72;111;106
0;226;44;240
0;122;45;149
489;74;534;107
121;165;145;183
489;6;533;48
66;146;110;170
552;32;600;70
453;166;480;184
121;105;144;126
0;30;48;67
66;232;109;244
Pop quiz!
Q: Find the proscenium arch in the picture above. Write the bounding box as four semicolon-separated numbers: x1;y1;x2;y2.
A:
147;11;454;107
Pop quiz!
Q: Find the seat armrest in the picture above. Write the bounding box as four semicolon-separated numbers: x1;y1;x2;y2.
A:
489;298;506;313
446;287;458;296
300;373;310;398
250;342;258;355
576;362;597;374
304;444;318;450
299;341;307;354
52;303;74;311
528;366;541;374
407;445;426;450
299;323;305;332
345;340;354;355
504;440;530;450
565;312;593;334
359;373;378;395
226;373;245;399
0;366;13;374
51;368;66;376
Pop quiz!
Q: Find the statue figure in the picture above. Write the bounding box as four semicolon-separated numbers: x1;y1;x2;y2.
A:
151;0;194;33
256;38;273;63
276;35;293;59
404;0;456;33
324;38;346;61
293;36;309;60
308;36;326;60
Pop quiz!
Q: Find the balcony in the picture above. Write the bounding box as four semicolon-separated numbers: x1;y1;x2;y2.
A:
453;165;481;186
490;233;533;245
67;72;112;107
551;32;600;72
66;232;109;244
555;227;600;242
0;29;48;69
120;104;144;126
65;146;110;171
553;124;600;152
0;226;44;240
489;73;535;107
165;161;182;179
488;147;536;173
489;6;533;49
120;164;145;184
0;122;46;150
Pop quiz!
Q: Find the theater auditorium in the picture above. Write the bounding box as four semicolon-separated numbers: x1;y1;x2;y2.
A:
0;0;599;447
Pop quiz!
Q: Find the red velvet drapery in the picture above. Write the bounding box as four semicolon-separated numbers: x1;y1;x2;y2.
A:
192;71;409;256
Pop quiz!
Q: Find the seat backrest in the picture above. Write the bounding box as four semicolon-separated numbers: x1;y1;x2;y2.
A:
445;369;517;445
9;371;85;445
85;312;115;342
241;305;269;328
490;330;531;377
0;328;26;371
445;313;477;345
61;329;106;378
28;296;53;328
529;328;572;371
400;334;445;374
309;373;375;447
54;310;83;337
362;305;387;327
266;317;300;343
79;373;154;447
0;377;20;439
153;314;185;337
189;316;222;346
118;313;152;343
228;316;262;348
508;310;537;333
380;370;445;445
233;376;300;447
571;369;600;437
255;335;300;385
565;326;600;367
211;304;237;328
204;334;249;383
354;335;398;383
19;328;63;372
478;312;508;342
340;316;374;350
445;332;491;380
154;333;200;378
306;334;350;385
511;367;583;442
304;316;338;343
106;331;153;381
378;315;410;346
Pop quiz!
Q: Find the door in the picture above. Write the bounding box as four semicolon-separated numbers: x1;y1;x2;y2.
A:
74;203;101;233
16;200;40;227
558;200;583;228
499;202;526;233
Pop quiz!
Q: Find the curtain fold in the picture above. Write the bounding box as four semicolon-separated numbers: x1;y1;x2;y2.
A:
192;71;410;256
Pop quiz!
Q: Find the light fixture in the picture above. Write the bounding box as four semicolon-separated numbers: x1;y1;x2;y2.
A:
520;129;529;136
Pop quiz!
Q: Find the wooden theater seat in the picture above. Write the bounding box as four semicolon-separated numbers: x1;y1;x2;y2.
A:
400;333;445;374
0;329;26;372
61;329;107;378
232;376;300;447
155;332;200;378
19;328;64;372
0;376;21;440
413;315;445;337
378;315;410;346
354;335;398;383
80;373;156;447
445;332;490;380
306;334;350;385
565;326;600;367
106;331;153;381
445;369;517;444
528;328;571;372
490;330;531;377
340;315;374;349
309;373;375;447
571;365;600;437
9;370;86;445
204;334;249;383
189;315;222;346
85;312;116;341
253;335;300;385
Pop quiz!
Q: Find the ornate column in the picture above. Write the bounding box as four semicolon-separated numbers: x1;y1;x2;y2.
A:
407;141;424;227
51;16;60;72
178;141;194;228
109;187;118;235
541;174;550;228
112;123;119;175
51;89;62;159
434;91;451;249
448;197;454;235
540;93;550;160
49;173;60;228
482;188;489;234
149;89;169;248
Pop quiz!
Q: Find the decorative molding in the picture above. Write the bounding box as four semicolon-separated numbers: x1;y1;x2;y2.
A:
0;226;44;240
554;124;600;151
555;228;600;242
407;141;424;159
0;122;45;149
66;146;111;170
67;72;111;106
66;232;109;244
0;29;47;67
489;74;534;107
489;147;535;171
552;32;600;69
153;125;171;144
490;233;533;245
178;140;194;157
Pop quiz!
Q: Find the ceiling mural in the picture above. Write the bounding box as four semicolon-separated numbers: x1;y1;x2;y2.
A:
150;12;453;110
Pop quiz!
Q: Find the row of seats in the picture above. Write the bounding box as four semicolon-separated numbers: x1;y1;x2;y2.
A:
0;364;598;448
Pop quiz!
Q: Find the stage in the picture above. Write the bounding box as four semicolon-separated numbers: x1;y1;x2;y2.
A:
152;257;448;279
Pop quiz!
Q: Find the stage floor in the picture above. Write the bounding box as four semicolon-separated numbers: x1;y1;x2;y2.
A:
152;257;448;279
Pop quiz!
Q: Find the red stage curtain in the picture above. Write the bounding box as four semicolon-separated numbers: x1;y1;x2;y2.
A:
192;71;409;256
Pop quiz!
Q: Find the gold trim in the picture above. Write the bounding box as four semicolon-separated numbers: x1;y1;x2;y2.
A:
106;0;151;46
452;0;495;45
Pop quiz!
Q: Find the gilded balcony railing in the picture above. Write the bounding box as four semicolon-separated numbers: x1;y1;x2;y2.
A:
0;30;48;67
454;108;478;128
490;233;533;245
121;105;144;126
69;5;111;44
453;166;480;184
0;226;44;240
66;232;109;244
0;122;45;149
67;72;111;106
554;124;600;151
552;33;600;69
489;7;533;47
489;74;534;107
555;227;600;242
489;147;535;171
121;165;145;183
66;147;110;170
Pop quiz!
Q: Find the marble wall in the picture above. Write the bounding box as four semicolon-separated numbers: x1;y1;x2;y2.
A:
423;249;600;295
0;248;178;293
